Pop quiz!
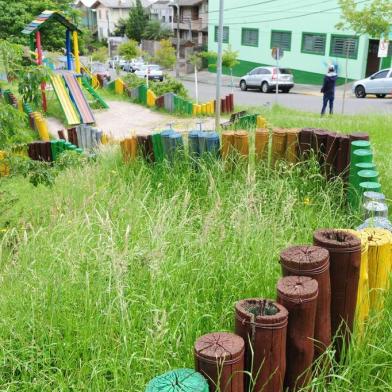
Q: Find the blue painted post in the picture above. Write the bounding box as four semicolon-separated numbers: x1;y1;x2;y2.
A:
66;29;72;70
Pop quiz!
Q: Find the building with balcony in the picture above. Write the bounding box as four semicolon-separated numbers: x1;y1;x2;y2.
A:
149;0;173;29
74;0;98;34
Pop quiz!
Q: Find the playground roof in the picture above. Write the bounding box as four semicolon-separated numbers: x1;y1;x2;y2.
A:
21;10;81;35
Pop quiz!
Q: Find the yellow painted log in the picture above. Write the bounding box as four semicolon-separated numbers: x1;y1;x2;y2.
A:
0;151;10;177
343;229;370;334
73;31;81;81
361;228;392;312
120;136;137;162
115;79;125;95
201;104;207;115
192;104;197;116
257;115;267;128
35;115;50;141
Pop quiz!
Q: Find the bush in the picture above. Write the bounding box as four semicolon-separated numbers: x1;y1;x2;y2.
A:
149;75;188;99
123;73;188;99
123;72;145;89
10;151;88;187
0;101;34;148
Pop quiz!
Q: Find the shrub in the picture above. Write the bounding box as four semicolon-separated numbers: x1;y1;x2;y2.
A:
0;101;34;148
149;75;188;99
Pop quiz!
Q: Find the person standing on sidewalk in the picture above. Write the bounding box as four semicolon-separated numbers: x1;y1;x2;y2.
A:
320;65;338;116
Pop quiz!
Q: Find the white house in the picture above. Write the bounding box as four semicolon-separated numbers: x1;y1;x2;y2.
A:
91;0;155;40
149;0;173;29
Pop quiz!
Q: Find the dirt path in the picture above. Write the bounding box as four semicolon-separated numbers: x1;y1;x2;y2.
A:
46;101;215;139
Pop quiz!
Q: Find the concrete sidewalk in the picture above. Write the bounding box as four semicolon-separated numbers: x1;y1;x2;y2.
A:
174;70;352;98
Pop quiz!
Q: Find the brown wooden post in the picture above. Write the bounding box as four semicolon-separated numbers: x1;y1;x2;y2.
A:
286;128;300;164
255;128;269;162
280;245;331;359
299;128;314;159
313;229;361;359
235;298;288;392
194;332;244;392
277;276;318;391
325;132;339;179
234;131;249;158
221;131;235;159
271;128;287;167
335;135;350;179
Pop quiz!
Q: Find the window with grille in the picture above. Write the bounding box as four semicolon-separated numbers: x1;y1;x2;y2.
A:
271;30;291;51
241;28;259;47
301;33;326;55
330;35;359;59
214;26;229;43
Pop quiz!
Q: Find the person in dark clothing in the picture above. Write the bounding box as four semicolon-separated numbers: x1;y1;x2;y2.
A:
321;65;338;115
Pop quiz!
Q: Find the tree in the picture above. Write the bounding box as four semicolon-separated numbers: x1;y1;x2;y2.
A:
201;46;239;91
336;0;392;113
125;0;149;43
114;18;127;37
154;39;176;69
143;20;172;41
118;40;141;60
0;0;81;52
336;0;392;38
188;53;202;104
222;46;239;92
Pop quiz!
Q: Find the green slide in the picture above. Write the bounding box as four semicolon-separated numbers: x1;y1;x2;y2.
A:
82;77;109;109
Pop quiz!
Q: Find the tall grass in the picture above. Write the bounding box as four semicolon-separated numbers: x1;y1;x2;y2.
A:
0;107;391;390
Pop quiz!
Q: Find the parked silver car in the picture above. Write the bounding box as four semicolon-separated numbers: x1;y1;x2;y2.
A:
240;67;294;93
352;68;392;98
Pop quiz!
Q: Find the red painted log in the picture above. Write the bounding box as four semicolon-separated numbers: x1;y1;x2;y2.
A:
235;298;288;392
313;229;361;359
194;332;244;392
277;276;318;391
280;246;331;359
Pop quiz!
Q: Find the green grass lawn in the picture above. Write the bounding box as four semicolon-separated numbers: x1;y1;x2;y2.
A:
0;106;391;391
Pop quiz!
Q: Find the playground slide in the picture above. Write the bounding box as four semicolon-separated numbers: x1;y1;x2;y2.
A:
82;78;109;109
50;74;81;126
62;72;95;124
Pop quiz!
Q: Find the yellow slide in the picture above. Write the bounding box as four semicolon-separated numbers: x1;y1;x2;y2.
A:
50;74;80;125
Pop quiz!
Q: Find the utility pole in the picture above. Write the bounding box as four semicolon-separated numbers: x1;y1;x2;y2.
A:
174;0;180;78
215;0;224;131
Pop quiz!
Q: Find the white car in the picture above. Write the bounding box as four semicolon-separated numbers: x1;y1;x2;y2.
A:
123;58;144;72
352;68;392;98
135;65;164;81
108;56;126;69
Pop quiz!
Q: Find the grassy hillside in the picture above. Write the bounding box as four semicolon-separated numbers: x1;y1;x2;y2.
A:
0;107;391;391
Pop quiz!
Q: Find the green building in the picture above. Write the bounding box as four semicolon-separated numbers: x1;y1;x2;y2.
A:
208;0;392;84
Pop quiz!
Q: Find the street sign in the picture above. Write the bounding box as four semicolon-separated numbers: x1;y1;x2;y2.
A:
271;47;284;61
378;39;389;58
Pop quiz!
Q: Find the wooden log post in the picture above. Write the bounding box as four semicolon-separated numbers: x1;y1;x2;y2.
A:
313;229;361;359
194;332;244;392
277;276;318;391
235;298;288;392
280;245;331;359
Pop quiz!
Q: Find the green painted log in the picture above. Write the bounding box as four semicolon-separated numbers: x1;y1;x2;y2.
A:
152;132;164;163
145;369;209;392
350;140;371;157
357;170;379;187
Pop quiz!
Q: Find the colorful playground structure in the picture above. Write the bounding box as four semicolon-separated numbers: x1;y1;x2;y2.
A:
22;10;107;126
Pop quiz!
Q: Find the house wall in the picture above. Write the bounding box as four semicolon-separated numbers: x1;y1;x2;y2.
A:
150;3;173;28
207;0;378;84
96;5;130;40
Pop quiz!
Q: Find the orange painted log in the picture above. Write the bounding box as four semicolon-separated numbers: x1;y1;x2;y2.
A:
221;131;235;159
234;131;249;157
271;128;287;167
286;128;300;164
255;128;269;162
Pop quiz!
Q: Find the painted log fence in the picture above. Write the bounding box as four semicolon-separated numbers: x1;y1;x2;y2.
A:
109;78;234;116
147;226;392;391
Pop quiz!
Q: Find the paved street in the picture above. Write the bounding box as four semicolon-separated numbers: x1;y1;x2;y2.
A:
112;66;392;115
181;78;392;115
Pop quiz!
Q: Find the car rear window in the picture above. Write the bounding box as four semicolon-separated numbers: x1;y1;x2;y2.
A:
279;68;292;74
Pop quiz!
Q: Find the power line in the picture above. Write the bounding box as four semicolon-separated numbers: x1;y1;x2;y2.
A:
207;0;356;22
207;0;370;26
207;0;277;14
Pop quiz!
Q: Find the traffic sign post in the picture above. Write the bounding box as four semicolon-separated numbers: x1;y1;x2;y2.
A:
272;48;284;103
